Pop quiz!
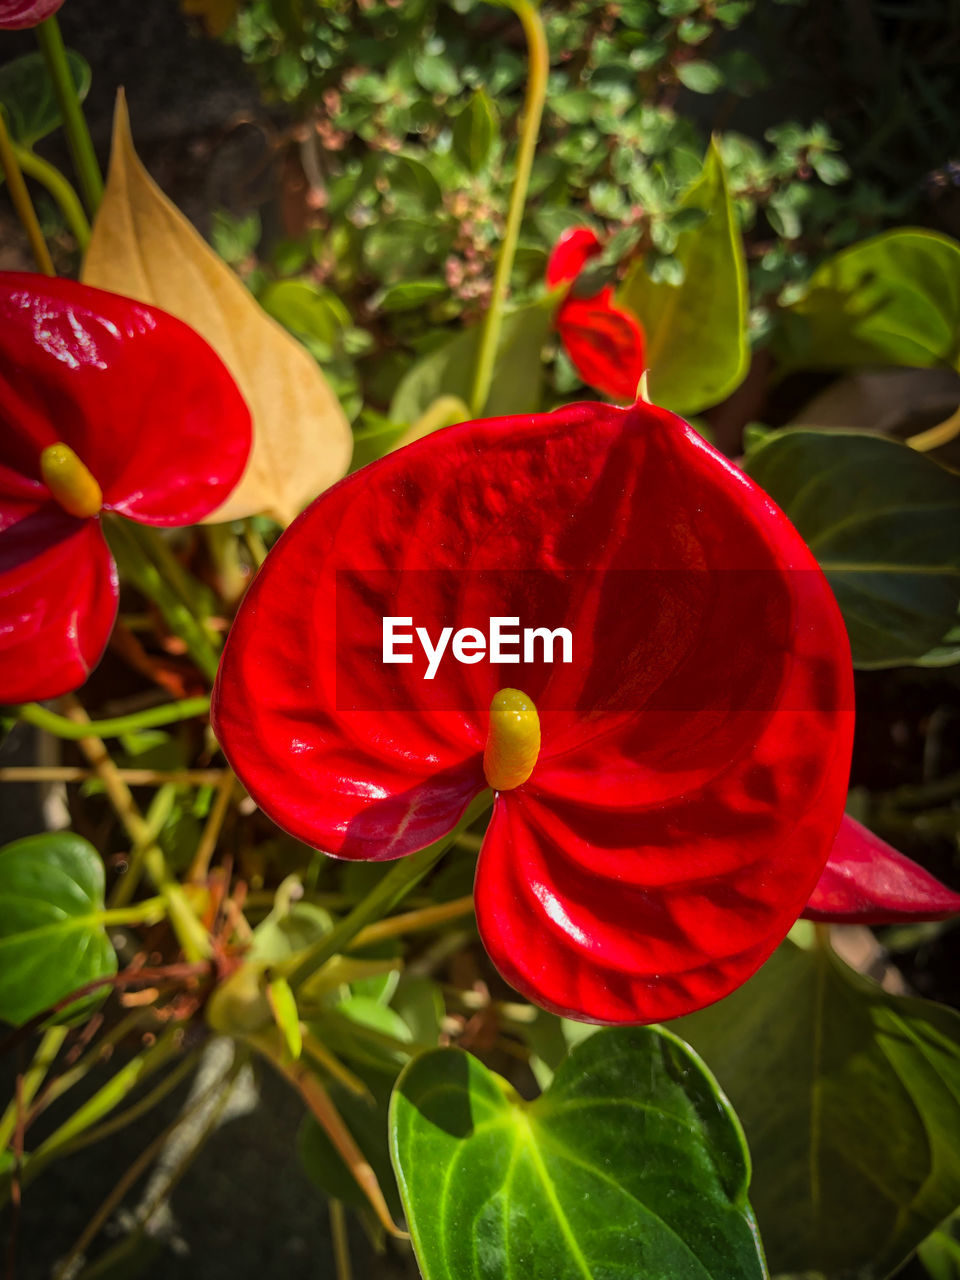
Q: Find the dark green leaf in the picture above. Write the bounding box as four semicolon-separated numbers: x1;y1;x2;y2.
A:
0;833;116;1026
774;230;960;374
452;90;498;174
743;429;960;667
390;1025;767;1280
389;298;553;424
0;50;91;147
620;139;749;414
673;940;960;1280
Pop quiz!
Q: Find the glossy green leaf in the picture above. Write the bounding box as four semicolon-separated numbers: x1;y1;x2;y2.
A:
0;833;116;1027
619;138;749;415
389;298;554;425
673;940;960;1280
743;428;960;667
0;50;91;148
452;91;498;174
390;1025;767;1280
774;229;960;373
677;60;725;93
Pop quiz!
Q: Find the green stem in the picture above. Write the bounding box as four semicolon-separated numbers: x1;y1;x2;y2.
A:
105;518;221;684
468;0;549;417
109;785;177;907
35;16;103;216
286;794;492;992
10;142;91;248
0;111;54;274
14;696;210;741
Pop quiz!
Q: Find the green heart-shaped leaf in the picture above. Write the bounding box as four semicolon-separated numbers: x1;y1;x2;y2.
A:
743;428;960;667
390;1025;767;1280
774;228;960;374
673;939;960;1280
0;832;116;1027
0;50;91;148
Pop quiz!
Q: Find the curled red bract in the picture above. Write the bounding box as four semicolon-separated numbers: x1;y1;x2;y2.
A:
803;814;960;924
547;227;646;403
214;399;855;1024
0;273;252;703
0;0;63;28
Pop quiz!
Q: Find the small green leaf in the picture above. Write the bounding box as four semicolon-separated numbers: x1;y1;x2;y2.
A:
619;139;749;415
258;280;350;347
389;298;553;424
774;229;960;373
452;90;498;174
377;280;448;313
390;1025;767;1280
673;941;960;1280
0;833;116;1026
676;60;725;93
266;975;302;1060
744;429;960;667
0;50;91;147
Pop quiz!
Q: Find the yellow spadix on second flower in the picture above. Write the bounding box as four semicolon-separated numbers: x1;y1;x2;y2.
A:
40;443;103;519
483;688;541;792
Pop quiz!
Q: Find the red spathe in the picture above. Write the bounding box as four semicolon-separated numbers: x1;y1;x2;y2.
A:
0;273;252;703
213;399;855;1023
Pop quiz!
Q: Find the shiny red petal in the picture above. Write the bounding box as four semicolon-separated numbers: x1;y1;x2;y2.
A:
0;0;63;28
216;398;853;1030
803;815;960;924
546;227;602;288
0;512;117;703
556;293;646;401
0;274;251;527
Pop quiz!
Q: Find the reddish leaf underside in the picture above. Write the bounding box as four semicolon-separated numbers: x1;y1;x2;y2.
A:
804;814;960;924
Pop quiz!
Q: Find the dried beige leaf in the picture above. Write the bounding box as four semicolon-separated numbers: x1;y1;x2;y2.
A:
83;91;352;525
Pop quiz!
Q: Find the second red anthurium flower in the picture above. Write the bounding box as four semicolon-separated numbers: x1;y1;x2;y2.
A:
547;227;646;403
0;273;251;704
214;398;855;1024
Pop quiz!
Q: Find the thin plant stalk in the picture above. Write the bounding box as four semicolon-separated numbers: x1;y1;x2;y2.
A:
35;16;104;215
0;112;54;275
14;696;211;742
469;0;549;416
9;141;90;247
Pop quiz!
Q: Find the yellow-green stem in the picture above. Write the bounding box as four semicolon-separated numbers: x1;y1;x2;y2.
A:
0;111;54;274
469;0;549;417
907;405;960;453
14;696;210;741
10;142;90;248
35;16;104;216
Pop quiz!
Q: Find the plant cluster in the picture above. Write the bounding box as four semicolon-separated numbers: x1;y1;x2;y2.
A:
0;3;959;1279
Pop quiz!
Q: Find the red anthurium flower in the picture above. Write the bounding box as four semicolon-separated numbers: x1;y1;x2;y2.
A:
213;399;855;1024
0;0;63;28
0;273;251;704
803;815;960;924
547;227;646;403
